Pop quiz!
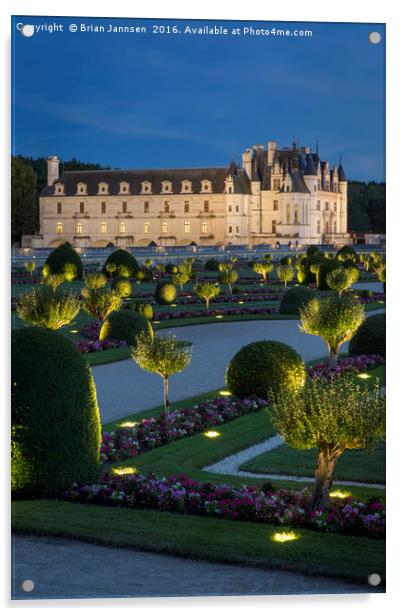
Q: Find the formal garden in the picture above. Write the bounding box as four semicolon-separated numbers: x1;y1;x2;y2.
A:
11;242;386;587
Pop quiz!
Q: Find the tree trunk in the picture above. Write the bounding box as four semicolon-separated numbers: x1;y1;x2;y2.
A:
228;283;232;296
163;377;170;421
327;345;339;368
206;298;209;310
310;445;343;511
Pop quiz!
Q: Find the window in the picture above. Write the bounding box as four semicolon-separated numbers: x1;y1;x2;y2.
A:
325;202;329;211
227;186;233;194
57;202;62;214
79;202;85;214
119;222;126;234
273;200;279;211
235;226;239;234
77;182;87;195
98;182;109;194
141;181;152;194
314;185;317;192
144;222;150;233
119;182;129;194
76;222;82;234
201;180;212;193
272;220;276;233
228;225;232;233
202;222;208;234
334;221;337;233
334;203;337;212
161;181;172;193
316;200;321;211
101;202;106;214
57;221;63;234
294;205;298;223
286;186;290;193
317;220;321;233
273;179;280;191
228;205;232;212
144;201;149;213
286;204;291;224
55;183;64;195
181;180;192;193
184;221;190;234
162;222;168;234
203;201;209;213
184;201;189;213
326;221;330;233
122;202;127;213
164;201;170;213
235;205;239;213
101;221;107;234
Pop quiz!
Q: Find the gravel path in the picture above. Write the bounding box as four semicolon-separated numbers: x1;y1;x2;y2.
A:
12;534;380;599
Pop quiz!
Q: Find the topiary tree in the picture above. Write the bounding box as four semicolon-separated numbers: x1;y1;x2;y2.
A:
336;245;357;263
45;243;84;280
136;268;153;283
154;281;177;305
280;256;292;266
16;287;81;330
84;272;108;289
132;331;192;419
63;262;78;282
225;340;306;400
194;280;221;309
45;273;65;293
204;258;220;272
306;245;321;258
300;294;365;368
295;257;315;285
24;261;35;280
252;261;274;284
165;263;179;275
103;249;139;279
276;264;295;288
279;286;315;315
272;375;385;511
12;327;101;498
326;267;359;296
105;262;117;279
349;313;386;358
144;258;153;269
173;271;190;291
100;309;153;347
133;301;154;321
359;253;371;272
111;277;132;298
316;259;342;291
81;288;122;334
218;262;238;295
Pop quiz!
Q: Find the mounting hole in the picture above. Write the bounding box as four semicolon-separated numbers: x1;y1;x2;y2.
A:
21;579;35;592
368;573;381;587
368;32;381;45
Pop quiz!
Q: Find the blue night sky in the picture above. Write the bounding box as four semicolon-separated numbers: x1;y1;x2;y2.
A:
12;16;385;181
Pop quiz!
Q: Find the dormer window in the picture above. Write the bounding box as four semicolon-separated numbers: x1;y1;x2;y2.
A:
141;181;152;194
181;180;192;193
76;182;87;195
119;181;130;194
201;179;212;193
161;180;172;193
98;182;109;195
54;183;64;195
164;201;170;213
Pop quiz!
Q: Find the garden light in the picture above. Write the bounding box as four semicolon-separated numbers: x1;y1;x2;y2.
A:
357;373;371;379
113;466;137;476
272;531;299;543
119;421;137;428
203;430;220;438
69;329;79;333
219;390;231;396
216;315;223;319
330;490;351;499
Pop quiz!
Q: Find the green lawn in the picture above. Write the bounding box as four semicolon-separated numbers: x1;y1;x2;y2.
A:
11;500;385;585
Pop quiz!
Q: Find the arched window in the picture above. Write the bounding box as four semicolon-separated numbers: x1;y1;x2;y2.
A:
54;183;64;195
76;222;83;234
161;180;172;193
181;180;192;193
76;182;87;195
98;182;109;195
119;182;130;194
141;181;152;194
201;179;212;193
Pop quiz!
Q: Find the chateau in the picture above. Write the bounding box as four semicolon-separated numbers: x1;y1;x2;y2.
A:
37;141;350;249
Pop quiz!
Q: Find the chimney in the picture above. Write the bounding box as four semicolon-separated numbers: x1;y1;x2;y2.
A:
267;141;277;165
47;156;60;186
242;149;252;178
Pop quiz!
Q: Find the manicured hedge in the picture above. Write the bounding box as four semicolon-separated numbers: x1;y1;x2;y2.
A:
102;249;139;278
225;340;306;399
100;310;153;346
316;260;342;291
44;242;83;280
154;281;177;305
11;327;101;498
204;259;220;271
349;314;386;358
279;286;315;315
336;246;357;262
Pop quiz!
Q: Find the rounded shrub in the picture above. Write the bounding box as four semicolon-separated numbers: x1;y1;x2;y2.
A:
279;286;315;315
296;257;315;285
165;263;178;275
111;277;132;298
136;268;153;282
100;310;153;346
204;258;220;272
12;327;101;498
306;245;321;258
280;256;292;266
348;314;385;358
154;281;177;305
316;260;342;291
102;249;139;278
44;242;83;280
134;301;154;321
225;340;306;400
336;246;357;262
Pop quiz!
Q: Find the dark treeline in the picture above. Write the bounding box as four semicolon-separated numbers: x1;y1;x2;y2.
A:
11;155;385;243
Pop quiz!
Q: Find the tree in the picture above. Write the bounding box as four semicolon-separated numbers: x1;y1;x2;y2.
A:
45;273;65;293
300;295;365;368
276;264;295;288
173;271;190;291
24;262;35;280
272;376;385;510
144;258;153;269
252;261;274;284
218;261;238;295
194;281;221;309
84;272;108;289
63;263;78;282
105;262;117;279
16;287;81;330
11;157;38;244
132;331;192;419
326;267;359;296
81;288;122;334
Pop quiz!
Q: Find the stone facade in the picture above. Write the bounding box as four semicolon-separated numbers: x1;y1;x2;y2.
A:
37;141;350;248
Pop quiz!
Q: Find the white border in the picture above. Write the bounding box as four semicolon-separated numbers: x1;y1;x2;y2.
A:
1;0;401;613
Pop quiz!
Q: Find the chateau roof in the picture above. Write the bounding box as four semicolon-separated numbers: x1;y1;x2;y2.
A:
338;163;347;181
42;165;252;196
303;155;317;176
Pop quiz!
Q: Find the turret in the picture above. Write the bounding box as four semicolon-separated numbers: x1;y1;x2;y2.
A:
47;156;60;186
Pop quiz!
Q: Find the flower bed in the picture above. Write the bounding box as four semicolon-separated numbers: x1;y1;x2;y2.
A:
64;472;385;539
101;396;267;462
307;354;384;380
77;338;128;354
154;305;278;321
